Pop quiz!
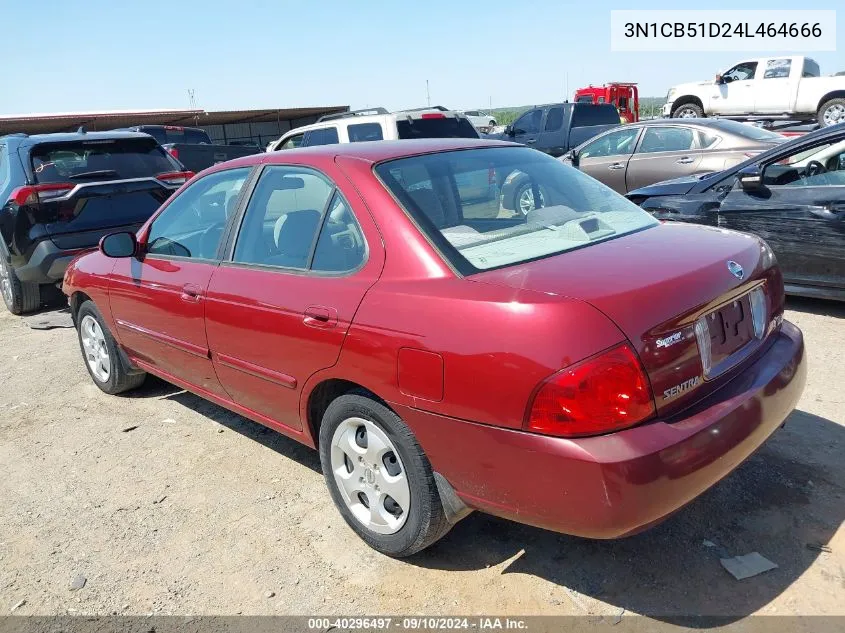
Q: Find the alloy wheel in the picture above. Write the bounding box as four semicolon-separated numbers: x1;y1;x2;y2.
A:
518;187;545;215
677;107;698;118
0;261;12;308
329;416;411;535
80;315;111;382
823;104;845;126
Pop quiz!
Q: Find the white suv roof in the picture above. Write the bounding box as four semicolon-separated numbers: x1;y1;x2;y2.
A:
266;106;478;152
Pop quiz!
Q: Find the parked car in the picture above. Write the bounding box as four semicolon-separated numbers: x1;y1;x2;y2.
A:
0;131;190;314
64;138;805;557
265;107;478;152
663;55;845;127
562;119;786;194
485;103;621;158
628;124;845;301
122;125;262;173
461;110;497;130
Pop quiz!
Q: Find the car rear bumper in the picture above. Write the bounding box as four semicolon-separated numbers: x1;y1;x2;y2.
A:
397;320;806;538
13;240;91;284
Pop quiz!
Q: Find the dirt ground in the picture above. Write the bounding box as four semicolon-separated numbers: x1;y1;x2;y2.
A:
0;297;843;622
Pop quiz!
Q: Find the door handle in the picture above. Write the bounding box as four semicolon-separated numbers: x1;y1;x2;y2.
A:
809;205;845;219
676;157;695;165
303;306;338;328
608;163;625;170
180;283;202;302
525;138;537;144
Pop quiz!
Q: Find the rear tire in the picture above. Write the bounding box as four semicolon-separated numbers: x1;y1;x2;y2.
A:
672;103;704;118
0;258;40;315
319;394;451;557
818;98;845;127
76;300;146;395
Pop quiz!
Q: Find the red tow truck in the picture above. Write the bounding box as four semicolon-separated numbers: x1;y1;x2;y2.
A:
574;83;639;123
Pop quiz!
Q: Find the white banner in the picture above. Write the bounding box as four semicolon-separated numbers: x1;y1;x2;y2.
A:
610;10;837;52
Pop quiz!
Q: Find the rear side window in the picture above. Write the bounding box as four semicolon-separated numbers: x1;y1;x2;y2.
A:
763;58;792;79
803;58;820;77
30;139;178;184
303;127;339;147
637;127;695;153
278;133;304;150
698;131;720;148
348;123;384;142
396;117;478;140
544;107;564;132
570;105;621;127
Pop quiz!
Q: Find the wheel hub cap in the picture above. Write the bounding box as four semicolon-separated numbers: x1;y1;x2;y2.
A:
0;263;12;307
80;315;111;382
824;104;844;125
330;417;410;535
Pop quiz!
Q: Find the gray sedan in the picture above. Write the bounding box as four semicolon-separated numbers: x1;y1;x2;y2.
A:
562;119;786;194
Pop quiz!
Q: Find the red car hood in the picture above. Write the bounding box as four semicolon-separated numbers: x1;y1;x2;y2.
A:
471;223;783;415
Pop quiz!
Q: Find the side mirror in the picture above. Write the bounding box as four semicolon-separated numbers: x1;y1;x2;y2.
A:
568;149;580;167
504;125;514;136
715;73;723;84
736;165;763;192
100;232;137;258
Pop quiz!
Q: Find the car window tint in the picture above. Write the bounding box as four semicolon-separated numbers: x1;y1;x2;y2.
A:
544;107;564;132
146;167;250;260
279;134;304;150
637;127;695;153
311;194;366;272
763;58;791;79
233;166;333;269
512;109;542;134
579;128;640;159
723;62;757;82
303;127;339;147
764;139;845;187
348;123;384;142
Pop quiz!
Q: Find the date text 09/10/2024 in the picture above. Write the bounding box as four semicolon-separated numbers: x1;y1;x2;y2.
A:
624;22;822;39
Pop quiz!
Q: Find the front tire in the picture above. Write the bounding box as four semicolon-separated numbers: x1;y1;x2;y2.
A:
76;300;146;394
319;394;451;557
818;98;845;127
672;103;704;118
0;258;40;315
513;182;546;215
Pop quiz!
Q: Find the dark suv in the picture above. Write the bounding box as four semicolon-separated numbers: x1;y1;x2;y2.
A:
0;131;189;314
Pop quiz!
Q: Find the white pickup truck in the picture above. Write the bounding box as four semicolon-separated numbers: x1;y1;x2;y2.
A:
662;56;845;127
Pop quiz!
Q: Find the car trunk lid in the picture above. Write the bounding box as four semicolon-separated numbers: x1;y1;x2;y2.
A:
471;223;784;416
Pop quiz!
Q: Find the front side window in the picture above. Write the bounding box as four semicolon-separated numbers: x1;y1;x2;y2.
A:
303;127;339;147
579;127;640;159
763;58;792;79
723;62;758;82
376;147;658;273
512;109;542;135
762;138;845;187
348;123;384;143
637;127;695;153
233;165;365;272
146;167;251;259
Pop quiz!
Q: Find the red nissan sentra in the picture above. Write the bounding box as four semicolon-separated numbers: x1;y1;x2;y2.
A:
63;139;806;557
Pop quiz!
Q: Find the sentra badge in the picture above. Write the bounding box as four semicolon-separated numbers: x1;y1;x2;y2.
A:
664;376;701;400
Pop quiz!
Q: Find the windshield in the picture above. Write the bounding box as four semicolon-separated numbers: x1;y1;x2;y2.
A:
706;120;784;142
31;138;179;184
376;147;658;274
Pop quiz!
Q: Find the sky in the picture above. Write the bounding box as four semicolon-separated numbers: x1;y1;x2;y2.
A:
0;0;841;115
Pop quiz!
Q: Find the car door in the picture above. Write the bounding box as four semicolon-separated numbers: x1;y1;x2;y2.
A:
714;61;758;114
575;126;642;193
754;58;795;113
716;137;845;294
535;106;566;156
204;163;384;432
625;126;703;192
510;108;544;148
108;166;253;394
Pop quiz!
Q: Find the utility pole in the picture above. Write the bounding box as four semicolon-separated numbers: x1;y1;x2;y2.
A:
426;80;430;107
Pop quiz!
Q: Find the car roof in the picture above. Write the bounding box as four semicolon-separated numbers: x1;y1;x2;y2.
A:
7;131;157;148
250;138;517;167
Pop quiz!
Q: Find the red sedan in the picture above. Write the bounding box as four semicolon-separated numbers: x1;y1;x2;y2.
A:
63;139;806;557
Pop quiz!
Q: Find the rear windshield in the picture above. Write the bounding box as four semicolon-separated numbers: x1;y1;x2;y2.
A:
31;138;179;184
706;119;784;142
376;147;657;274
396;117;479;140
570;105;621;127
139;127;211;145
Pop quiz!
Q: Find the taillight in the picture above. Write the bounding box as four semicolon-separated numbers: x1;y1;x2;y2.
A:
157;171;194;186
10;183;74;206
167;147;180;160
526;343;655;438
420;113;446;119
